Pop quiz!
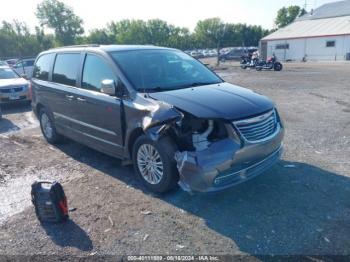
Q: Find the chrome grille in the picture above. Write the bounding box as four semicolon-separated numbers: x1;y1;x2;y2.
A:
234;110;277;142
0;86;24;93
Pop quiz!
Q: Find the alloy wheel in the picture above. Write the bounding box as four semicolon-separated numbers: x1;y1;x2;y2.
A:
137;144;164;185
41;113;53;139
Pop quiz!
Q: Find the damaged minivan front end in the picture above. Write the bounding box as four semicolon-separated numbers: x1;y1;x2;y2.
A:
140;90;284;193
174;111;284;193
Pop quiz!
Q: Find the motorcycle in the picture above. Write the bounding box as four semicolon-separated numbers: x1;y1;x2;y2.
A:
255;55;283;71
240;55;259;69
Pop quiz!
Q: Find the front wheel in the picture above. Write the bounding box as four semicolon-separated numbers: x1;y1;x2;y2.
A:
274;62;283;71
39;108;62;144
132;135;179;193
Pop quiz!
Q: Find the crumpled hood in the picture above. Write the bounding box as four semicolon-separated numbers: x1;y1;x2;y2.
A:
0;78;28;88
149;82;274;120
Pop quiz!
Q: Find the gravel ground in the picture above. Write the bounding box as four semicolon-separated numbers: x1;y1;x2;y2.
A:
0;62;349;257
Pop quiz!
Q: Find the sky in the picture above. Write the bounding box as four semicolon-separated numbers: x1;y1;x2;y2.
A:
0;0;340;33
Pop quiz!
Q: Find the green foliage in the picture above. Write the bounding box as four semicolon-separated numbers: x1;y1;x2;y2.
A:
0;20;44;58
0;0;272;58
35;26;56;50
217;23;269;48
36;0;84;45
97;17;268;50
275;6;307;28
85;29;114;44
102;19;196;50
190;18;269;64
194;18;226;48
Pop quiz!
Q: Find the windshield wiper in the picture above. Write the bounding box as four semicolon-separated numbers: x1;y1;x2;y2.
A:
176;81;222;89
139;81;223;93
139;87;173;93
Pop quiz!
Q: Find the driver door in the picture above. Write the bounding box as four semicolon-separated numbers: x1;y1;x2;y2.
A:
71;53;124;157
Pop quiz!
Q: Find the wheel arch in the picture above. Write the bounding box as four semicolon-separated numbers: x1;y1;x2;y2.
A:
127;127;145;159
35;103;45;117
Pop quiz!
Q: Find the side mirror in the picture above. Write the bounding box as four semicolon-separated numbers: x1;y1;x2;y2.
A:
100;79;116;96
21;74;28;79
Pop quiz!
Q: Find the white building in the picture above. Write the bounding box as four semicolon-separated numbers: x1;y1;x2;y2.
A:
261;0;350;61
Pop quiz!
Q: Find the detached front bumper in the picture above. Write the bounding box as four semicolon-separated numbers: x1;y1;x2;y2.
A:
175;123;284;193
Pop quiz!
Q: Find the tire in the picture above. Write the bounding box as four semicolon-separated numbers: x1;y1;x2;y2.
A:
132;135;179;193
256;67;262;71
39;107;62;144
274;62;283;71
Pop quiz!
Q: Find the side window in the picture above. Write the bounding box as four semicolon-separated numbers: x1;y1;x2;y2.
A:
326;41;335;47
24;60;34;67
53;53;80;87
276;44;289;50
14;62;22;68
33;53;55;81
82;54;116;92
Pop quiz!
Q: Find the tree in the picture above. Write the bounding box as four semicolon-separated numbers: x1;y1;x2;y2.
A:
108;20;148;45
0;15;270;58
85;29;114;44
104;19;196;50
0;20;42;58
167;27;195;50
194;18;227;65
36;0;84;45
35;26;56;50
275;6;307;28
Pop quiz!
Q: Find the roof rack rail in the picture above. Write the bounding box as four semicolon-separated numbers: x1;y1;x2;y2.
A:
50;44;100;50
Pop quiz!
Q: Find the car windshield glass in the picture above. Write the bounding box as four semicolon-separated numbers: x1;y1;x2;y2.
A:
110;49;222;92
0;68;19;79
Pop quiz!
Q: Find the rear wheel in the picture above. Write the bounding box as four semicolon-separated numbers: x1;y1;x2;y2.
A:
39;108;62;144
132;135;179;193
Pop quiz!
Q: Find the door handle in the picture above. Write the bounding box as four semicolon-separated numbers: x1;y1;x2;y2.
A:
77;97;86;102
65;95;74;100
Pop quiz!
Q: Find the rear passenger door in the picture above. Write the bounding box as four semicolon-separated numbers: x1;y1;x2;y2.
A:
72;53;124;157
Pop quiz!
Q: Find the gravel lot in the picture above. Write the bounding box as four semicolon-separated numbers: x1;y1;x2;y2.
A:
0;62;349;257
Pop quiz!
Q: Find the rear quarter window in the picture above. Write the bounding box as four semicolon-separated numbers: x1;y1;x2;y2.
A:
52;53;81;87
33;54;55;81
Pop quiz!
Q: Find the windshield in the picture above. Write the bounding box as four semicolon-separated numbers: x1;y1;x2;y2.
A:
110;49;222;92
0;68;19;79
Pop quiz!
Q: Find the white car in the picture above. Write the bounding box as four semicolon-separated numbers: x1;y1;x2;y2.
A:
0;60;9;66
0;66;31;104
